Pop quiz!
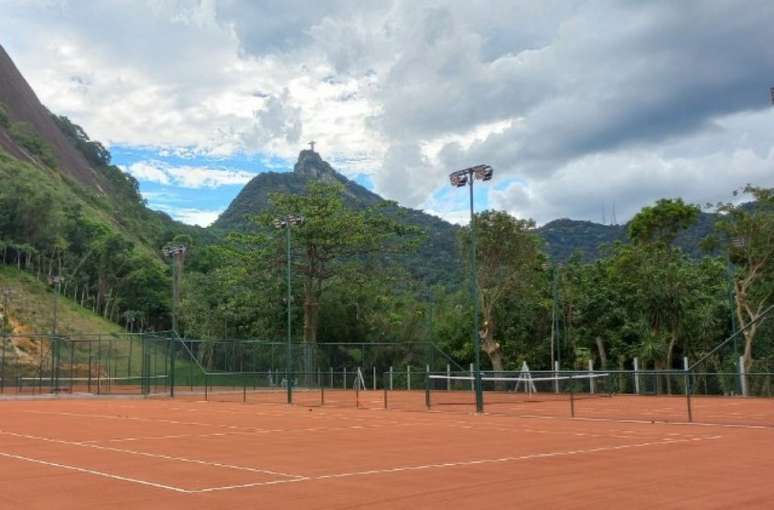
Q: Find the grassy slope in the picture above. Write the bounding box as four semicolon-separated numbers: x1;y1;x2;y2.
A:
0;266;124;336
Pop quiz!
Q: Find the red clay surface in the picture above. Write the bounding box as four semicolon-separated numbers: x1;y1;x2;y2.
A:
0;395;773;509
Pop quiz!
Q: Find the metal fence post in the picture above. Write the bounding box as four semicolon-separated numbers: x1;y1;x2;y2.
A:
684;356;692;422
739;355;748;396
446;363;451;391
554;360;560;393
470;363;474;391
425;365;431;409
588;359;595;394
373;366;377;391
383;371;388;409
407;365;411;391
0;337;5;394
633;357;640;395
389;366;393;391
569;374;575;417
169;337;176;398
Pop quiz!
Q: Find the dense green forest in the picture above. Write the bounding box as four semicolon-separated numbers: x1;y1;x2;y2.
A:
1;109;772;376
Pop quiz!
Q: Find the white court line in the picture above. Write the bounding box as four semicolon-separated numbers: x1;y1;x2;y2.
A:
515;413;774;431
0;430;302;479
0;432;722;495
193;435;723;493
0;451;191;493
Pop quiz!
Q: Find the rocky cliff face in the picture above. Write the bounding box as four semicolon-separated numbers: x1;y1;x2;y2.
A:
0;44;107;192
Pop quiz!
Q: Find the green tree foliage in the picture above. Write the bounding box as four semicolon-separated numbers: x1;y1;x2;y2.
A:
715;186;774;372
8;121;57;167
459;210;543;373
259;182;421;344
628;198;700;246
51;115;110;167
0;101;9;128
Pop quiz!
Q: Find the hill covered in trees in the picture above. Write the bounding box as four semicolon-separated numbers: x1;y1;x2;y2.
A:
214;149;461;286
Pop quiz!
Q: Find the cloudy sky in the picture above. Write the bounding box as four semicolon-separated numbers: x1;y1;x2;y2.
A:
2;0;773;226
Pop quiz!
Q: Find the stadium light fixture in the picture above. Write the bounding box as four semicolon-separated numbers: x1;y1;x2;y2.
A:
448;164;494;413
274;214;305;404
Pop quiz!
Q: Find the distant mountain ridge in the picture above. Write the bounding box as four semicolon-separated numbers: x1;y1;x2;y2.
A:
214;151;719;280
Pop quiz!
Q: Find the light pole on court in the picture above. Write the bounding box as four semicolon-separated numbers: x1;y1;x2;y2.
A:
448;164;494;413
274;214;305;404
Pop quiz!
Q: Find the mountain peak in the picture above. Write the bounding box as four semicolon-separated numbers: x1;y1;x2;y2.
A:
293;149;339;181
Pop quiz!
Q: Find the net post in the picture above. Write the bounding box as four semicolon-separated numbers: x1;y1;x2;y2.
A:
383;371;388;409
355;376;359;408
204;372;208;400
169;337;176;398
343;367;347;390
135;336;140;397
87;340;93;393
407;365;411;391
446;364;451;391
389;366;393;390
554;360;560;393
0;337;5;394
739;355;748;396
373;366;377;391
69;341;75;393
569;374;575;417
243;375;247;403
470;363;474;391
633;357;640;395
684;356;692;422
425;366;431;409
588;359;595;394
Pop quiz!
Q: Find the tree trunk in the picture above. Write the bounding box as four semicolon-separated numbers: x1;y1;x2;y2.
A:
479;312;506;389
302;278;320;344
665;331;678;394
595;336;608;369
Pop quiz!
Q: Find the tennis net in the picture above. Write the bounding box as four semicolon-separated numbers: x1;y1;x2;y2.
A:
15;374;169;395
425;371;612;409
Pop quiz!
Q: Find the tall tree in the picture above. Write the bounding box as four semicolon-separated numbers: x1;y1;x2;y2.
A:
624;199;701;379
460;210;542;373
262;182;420;344
715;186;774;372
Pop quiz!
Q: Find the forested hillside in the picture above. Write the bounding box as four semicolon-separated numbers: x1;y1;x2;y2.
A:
0;44;205;335
214;149;460;286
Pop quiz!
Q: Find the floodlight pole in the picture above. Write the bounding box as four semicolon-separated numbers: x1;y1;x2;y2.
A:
468;174;484;413
286;220;293;404
449;164;493;413
162;245;187;398
275;215;304;405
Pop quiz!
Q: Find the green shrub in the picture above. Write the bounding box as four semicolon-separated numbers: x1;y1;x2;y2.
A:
8;121;57;167
0;102;9;128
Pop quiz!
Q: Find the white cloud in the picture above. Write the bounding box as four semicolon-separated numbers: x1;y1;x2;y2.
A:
123;161;256;189
3;1;774;224
170;208;223;227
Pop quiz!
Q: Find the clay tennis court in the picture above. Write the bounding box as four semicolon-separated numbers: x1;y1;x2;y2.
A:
1;394;773;509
